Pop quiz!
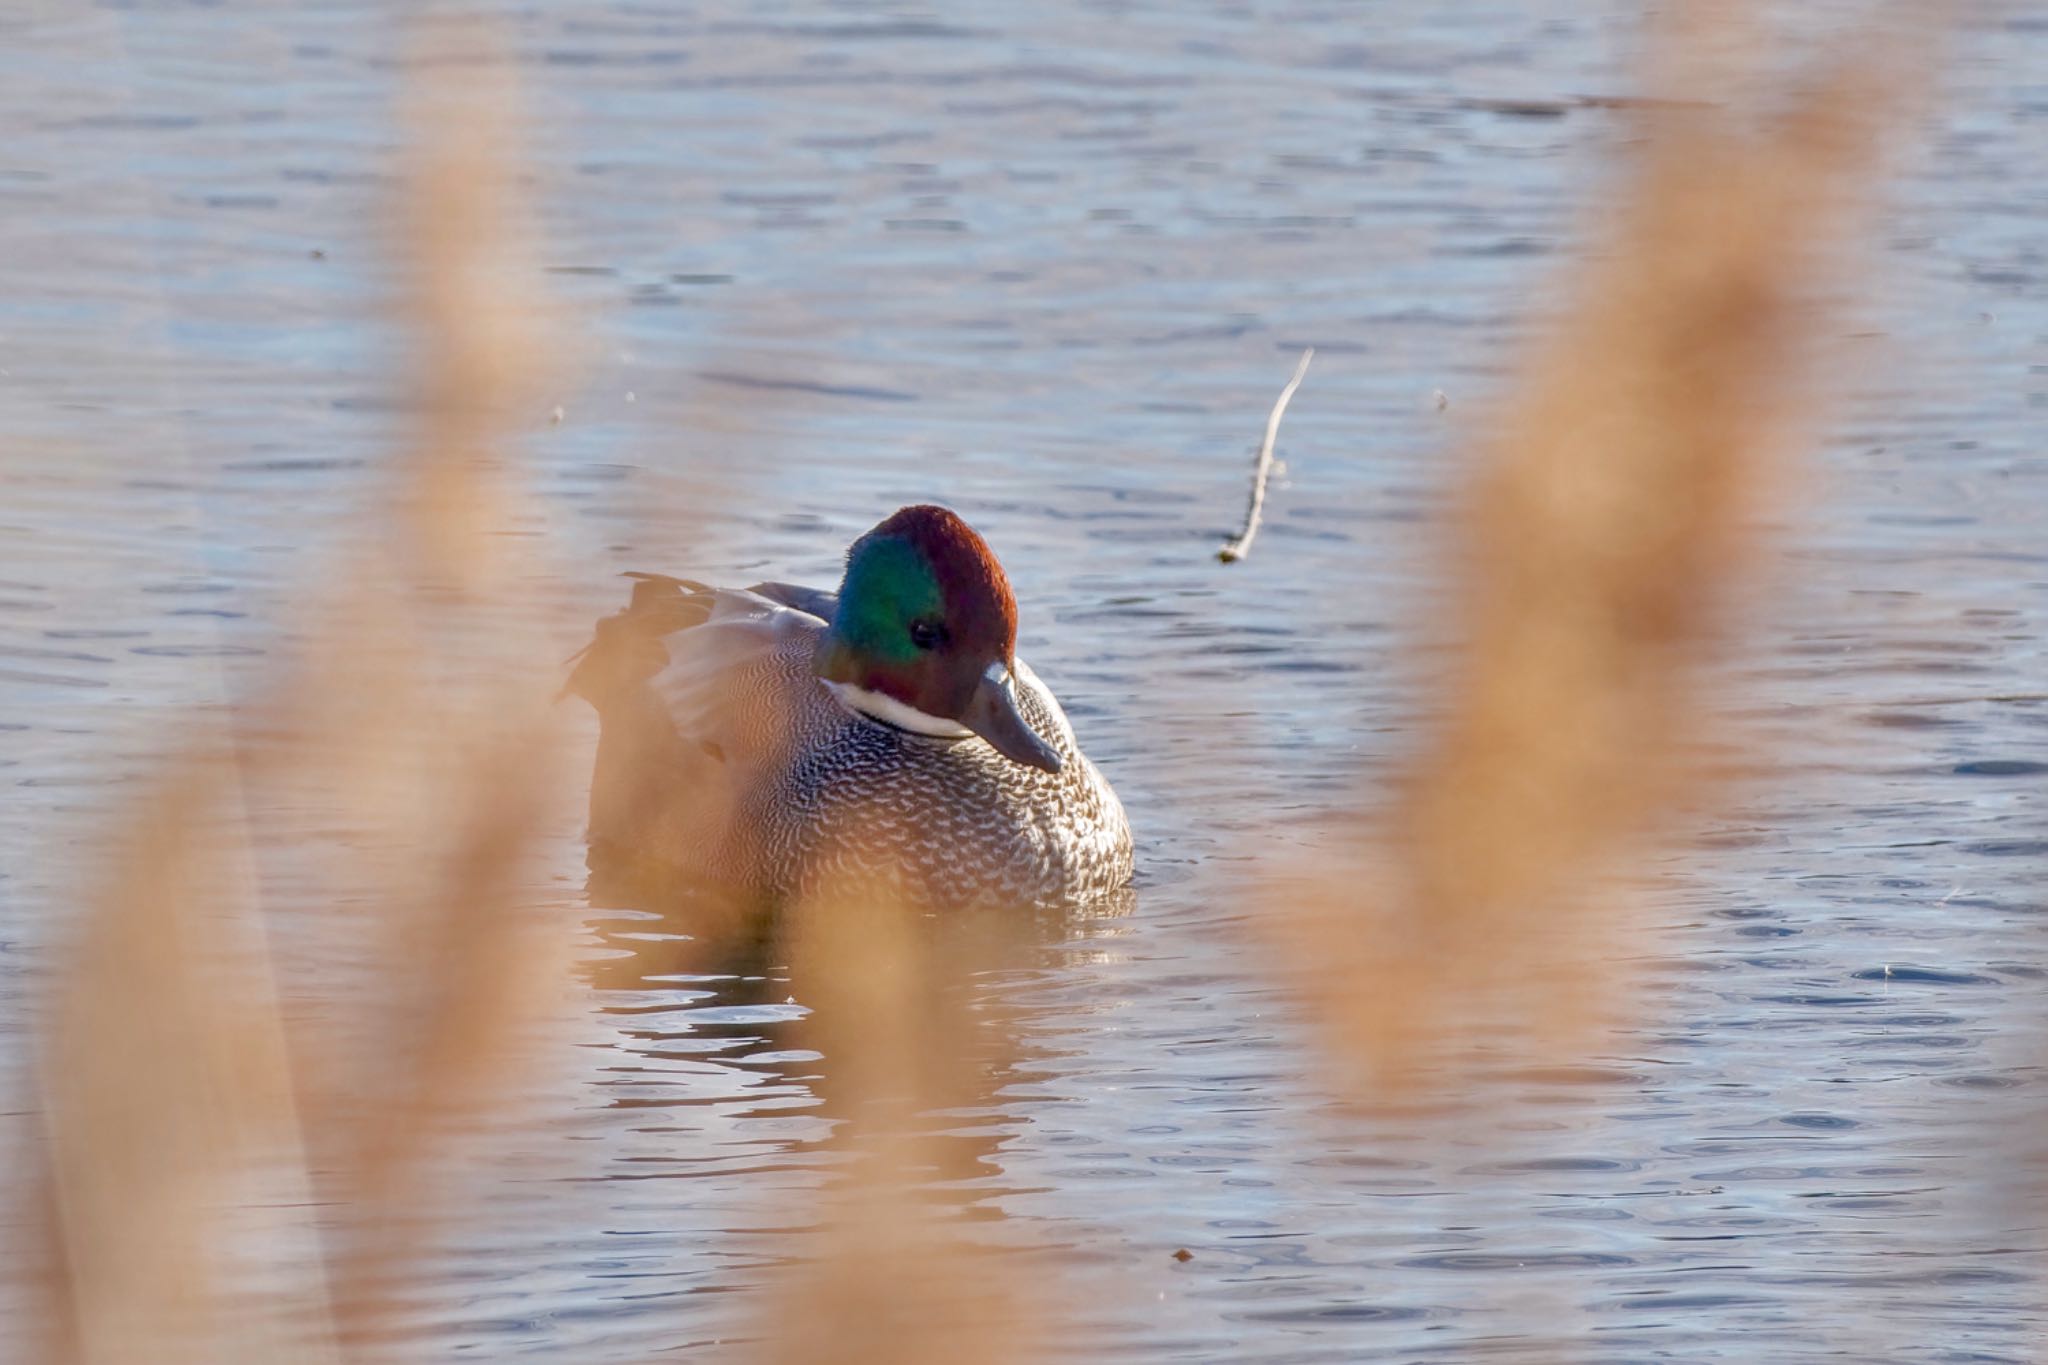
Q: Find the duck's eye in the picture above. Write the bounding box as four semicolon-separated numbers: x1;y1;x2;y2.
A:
909;618;948;650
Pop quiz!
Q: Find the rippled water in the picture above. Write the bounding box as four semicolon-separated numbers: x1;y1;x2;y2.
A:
5;2;2047;1360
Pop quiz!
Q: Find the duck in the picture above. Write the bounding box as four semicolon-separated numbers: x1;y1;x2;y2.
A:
566;504;1133;909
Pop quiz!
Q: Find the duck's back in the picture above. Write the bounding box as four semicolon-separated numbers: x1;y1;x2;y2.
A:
570;577;1132;907
570;579;822;889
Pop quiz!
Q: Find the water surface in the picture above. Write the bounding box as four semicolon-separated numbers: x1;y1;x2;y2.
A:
4;2;2046;1360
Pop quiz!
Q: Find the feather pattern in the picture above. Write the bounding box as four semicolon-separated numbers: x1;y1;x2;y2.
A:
569;576;1133;908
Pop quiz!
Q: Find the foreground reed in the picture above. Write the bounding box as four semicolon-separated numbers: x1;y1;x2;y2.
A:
1268;9;1919;1088
747;867;1050;1365
24;36;578;1363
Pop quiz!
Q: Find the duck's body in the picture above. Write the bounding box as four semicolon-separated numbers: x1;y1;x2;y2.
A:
569;508;1132;909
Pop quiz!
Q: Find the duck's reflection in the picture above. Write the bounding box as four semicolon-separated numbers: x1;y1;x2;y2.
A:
580;849;1134;1193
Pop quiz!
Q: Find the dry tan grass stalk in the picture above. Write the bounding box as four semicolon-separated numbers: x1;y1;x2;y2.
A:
27;28;579;1363
303;36;575;1344
311;729;570;1349
35;756;312;1365
741;849;1048;1365
391;27;546;598
748;1164;1038;1365
1271;8;1921;1086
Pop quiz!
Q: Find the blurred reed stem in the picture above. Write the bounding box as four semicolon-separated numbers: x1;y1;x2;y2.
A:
1271;3;1924;1088
27;25;578;1364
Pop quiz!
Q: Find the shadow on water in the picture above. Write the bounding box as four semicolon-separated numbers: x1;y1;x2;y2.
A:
581;850;1137;1193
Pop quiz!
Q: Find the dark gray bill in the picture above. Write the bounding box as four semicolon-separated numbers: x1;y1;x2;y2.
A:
962;667;1063;774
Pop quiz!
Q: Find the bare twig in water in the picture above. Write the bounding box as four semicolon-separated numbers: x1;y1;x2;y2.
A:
1217;348;1313;563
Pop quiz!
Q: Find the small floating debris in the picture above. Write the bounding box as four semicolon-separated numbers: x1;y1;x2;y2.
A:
1464;96;1574;119
1457;93;1719;119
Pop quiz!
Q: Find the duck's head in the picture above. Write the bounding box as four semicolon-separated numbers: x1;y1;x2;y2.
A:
813;504;1063;774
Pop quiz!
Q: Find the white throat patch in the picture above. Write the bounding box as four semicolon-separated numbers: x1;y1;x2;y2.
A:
821;679;973;739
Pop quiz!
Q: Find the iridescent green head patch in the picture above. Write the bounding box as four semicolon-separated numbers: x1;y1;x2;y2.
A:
830;532;941;666
815;505;1021;719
